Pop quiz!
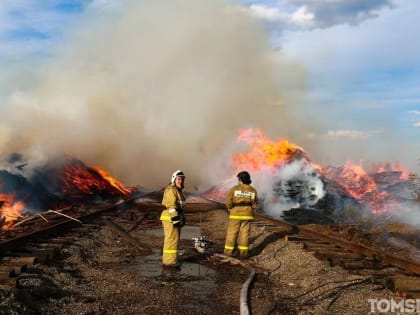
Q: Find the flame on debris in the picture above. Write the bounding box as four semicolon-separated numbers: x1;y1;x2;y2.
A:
0;193;25;230
321;160;409;214
233;128;306;172
214;128;412;216
59;157;134;198
367;161;409;179
327;160;378;199
92;166;134;195
0;155;134;230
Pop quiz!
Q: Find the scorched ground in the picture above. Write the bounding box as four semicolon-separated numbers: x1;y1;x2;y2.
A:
0;194;405;315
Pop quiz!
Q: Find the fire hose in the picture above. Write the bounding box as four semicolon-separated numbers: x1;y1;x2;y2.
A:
214;253;256;315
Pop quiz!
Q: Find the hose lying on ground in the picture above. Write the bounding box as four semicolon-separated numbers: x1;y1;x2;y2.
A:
213;253;256;315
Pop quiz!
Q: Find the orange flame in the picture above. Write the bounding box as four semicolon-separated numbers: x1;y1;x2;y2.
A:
229;128;411;216
93;166;133;195
0;193;26;230
367;161;409;179
61;164;108;196
60;162;133;197
233;128;305;172
366;190;390;215
338;160;377;199
321;160;407;214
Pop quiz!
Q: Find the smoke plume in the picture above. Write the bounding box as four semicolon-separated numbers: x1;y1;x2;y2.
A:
254;159;326;216
0;0;307;190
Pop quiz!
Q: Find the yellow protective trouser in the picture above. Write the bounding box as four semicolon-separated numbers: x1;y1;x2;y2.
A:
224;219;251;258
162;220;181;265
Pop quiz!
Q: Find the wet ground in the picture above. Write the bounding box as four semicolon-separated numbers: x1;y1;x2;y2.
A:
0;196;401;315
126;226;219;312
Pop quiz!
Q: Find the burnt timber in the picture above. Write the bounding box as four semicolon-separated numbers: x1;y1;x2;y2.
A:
0;193;419;297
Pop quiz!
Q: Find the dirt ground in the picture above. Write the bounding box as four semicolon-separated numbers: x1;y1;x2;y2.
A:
0;197;400;315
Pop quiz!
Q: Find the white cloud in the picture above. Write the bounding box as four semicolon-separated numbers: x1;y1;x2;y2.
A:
283;0;393;28
291;6;315;26
249;5;278;21
408;110;420;127
280;0;420;107
326;129;384;139
304;129;387;140
88;0;121;10
248;4;288;22
246;3;315;28
244;0;392;29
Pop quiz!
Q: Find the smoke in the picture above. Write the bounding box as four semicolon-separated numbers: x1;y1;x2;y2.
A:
253;159;326;217
390;203;420;226
0;0;307;190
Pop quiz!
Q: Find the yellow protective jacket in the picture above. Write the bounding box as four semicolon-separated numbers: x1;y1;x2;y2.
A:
226;183;258;220
160;183;186;222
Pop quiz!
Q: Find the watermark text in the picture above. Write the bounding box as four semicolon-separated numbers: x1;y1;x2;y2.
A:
368;298;420;313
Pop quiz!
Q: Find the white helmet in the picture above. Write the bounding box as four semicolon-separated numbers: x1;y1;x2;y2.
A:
171;170;185;183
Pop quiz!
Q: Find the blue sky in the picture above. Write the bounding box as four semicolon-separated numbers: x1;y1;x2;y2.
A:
0;0;418;171
245;0;419;170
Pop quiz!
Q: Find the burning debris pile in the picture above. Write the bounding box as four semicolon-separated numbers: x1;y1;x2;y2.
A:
0;154;135;230
201;128;417;227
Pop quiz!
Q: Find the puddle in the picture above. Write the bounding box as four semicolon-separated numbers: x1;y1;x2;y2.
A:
134;250;217;293
117;224;248;313
142;225;202;240
130;225;218;312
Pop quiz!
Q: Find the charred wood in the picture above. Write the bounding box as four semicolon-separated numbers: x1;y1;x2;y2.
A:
392;275;420;294
104;219;152;254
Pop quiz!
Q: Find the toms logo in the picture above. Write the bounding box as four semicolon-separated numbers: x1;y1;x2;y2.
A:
368;298;420;313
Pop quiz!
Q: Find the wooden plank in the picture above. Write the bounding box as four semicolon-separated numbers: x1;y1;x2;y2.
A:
0;265;26;275
284;235;315;242
340;260;384;270
104;219;152;254
0;271;11;280
314;250;363;260
392;275;420;293
303;242;340;251
255;212;420;275
0;257;37;266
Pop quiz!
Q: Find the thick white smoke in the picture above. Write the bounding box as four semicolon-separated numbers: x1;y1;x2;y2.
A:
251;159;326;217
0;0;307;190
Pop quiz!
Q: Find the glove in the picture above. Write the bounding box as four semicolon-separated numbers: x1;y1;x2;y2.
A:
171;215;181;226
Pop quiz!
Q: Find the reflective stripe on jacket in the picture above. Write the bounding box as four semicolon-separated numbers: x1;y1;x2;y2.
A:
229;214;254;220
161;183;186;220
226;183;258;220
160;213;172;222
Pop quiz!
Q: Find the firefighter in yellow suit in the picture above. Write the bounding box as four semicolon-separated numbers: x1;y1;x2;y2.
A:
160;170;186;267
224;171;258;259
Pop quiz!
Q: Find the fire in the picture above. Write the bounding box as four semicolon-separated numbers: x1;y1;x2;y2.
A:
59;157;134;199
367;161;409;180
227;128;412;216
92;166;134;195
0;193;26;230
0;155;135;230
335;162;391;214
325;160;378;199
365;190;390;215
233;128;305;172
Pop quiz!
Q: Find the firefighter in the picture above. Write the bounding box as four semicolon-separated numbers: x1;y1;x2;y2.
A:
224;171;259;259
160;170;186;267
